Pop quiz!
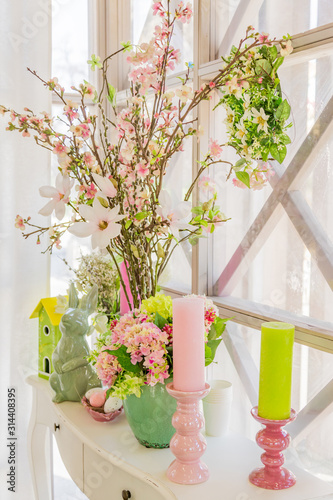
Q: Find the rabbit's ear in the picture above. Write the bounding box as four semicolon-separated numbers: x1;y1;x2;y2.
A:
68;283;79;309
80;284;98;316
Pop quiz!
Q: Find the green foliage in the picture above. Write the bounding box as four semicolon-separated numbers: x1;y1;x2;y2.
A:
205;339;223;366
275;99;291;122
208;316;227;340
135;211;149;221
205;316;228;365
105;346;142;375
233;158;247;171
87;54;102;71
236;171;250;188
216;42;292;174
255;59;272;76
107;84;117;106
121;41;132;52
154;312;168;330
270;143;287;163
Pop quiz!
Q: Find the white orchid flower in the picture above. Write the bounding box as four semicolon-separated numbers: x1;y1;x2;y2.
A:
92;173;117;198
39;173;74;220
69;199;124;249
157;190;193;240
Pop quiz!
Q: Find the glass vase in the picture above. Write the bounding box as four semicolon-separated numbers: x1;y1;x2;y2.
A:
123;379;177;448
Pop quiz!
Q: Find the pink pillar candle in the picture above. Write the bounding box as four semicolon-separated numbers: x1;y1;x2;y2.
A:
120;261;134;315
172;297;205;392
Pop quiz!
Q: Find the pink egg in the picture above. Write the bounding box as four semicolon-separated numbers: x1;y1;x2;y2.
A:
90;391;106;407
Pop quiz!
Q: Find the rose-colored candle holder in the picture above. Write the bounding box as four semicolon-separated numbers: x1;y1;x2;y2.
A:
166;382;210;485
249;406;297;490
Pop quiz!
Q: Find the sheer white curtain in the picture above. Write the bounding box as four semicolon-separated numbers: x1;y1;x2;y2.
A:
0;1;51;498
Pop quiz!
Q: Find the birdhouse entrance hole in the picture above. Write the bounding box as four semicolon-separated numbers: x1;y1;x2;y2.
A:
44;357;51;374
43;325;50;336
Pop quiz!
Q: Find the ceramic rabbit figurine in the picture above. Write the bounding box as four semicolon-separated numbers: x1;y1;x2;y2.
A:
50;283;101;403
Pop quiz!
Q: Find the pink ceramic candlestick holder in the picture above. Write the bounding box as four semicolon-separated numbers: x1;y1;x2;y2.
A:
166;382;210;485
249;406;297;490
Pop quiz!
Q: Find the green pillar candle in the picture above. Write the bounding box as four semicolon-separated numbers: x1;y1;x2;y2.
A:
258;322;295;420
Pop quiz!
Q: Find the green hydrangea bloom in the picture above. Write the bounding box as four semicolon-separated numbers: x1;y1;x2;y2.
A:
140;293;172;320
110;374;145;399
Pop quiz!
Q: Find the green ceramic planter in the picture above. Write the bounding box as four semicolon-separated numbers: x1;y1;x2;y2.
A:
123;379;177;448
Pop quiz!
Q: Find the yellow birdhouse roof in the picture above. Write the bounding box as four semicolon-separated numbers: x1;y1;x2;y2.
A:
30;297;64;326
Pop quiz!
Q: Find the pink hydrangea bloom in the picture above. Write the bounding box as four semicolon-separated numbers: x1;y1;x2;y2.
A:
95;347;122;387
105;313;170;387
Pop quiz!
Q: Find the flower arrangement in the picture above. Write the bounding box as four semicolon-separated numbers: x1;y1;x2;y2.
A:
1;1;293;309
89;293;226;399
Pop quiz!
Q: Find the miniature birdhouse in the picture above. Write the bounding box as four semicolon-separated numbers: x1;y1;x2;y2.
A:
30;298;64;380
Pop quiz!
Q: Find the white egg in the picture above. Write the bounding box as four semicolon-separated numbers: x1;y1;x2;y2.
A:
85;387;105;401
104;397;122;413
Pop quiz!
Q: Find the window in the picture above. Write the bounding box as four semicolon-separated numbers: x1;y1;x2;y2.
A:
195;1;333;482
50;0;94;296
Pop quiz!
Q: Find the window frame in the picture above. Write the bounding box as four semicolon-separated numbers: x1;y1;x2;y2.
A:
53;1;333;354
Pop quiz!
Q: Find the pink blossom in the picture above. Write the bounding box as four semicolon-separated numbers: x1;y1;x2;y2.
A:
198;175;217;194
280;40;293;57
70;123;91;139
63;100;79;120
22;130;30;138
14;215;25;230
54;238;62;249
47;77;64;93
83;151;96;167
232;178;247;189
176;2;193;23
85;183;97;199
152;1;164;17
258;32;270;45
209;139;223;159
80;82;96;100
209;82;215;88
53;141;70;157
136;162;150;178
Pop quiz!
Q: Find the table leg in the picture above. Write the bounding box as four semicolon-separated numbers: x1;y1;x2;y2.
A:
27;386;53;500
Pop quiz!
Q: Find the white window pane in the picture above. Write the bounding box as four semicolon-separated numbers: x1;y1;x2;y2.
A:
131;0;193;71
52;0;89;90
212;0;333;61
160;134;193;293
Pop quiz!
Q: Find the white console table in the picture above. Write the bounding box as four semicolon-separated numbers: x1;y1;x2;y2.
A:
27;375;333;500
